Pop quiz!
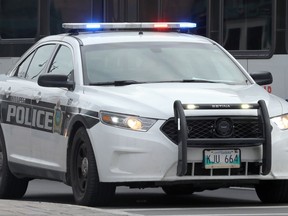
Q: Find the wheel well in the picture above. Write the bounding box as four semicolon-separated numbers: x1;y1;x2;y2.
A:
65;121;85;186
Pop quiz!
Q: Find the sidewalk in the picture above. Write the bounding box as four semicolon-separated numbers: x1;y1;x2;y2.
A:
0;200;133;216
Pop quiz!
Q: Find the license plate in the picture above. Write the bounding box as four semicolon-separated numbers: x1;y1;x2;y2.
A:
203;149;241;169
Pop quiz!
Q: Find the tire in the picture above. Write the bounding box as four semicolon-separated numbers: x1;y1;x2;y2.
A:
70;127;115;206
162;185;195;196
255;180;288;203
0;131;29;199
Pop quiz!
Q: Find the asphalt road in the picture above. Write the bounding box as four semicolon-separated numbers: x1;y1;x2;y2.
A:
14;179;288;216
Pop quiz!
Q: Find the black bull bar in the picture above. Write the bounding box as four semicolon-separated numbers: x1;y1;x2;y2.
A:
173;100;272;176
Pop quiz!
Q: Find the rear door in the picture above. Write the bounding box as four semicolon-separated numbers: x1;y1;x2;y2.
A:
1;44;56;167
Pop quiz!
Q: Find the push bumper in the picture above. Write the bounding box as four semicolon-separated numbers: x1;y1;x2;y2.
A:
87;100;288;183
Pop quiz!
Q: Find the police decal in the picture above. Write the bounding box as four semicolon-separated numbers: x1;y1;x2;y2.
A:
53;100;63;134
5;104;53;131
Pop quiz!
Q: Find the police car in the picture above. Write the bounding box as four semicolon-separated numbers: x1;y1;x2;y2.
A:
0;22;288;206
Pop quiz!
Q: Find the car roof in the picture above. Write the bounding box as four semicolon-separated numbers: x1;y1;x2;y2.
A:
39;31;213;46
73;31;212;46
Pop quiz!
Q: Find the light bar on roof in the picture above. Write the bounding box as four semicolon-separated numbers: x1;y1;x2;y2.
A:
62;22;197;30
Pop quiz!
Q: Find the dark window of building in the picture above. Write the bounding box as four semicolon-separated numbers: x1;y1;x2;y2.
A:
104;0;139;22
224;28;241;50
0;0;38;39
161;0;207;36
50;0;103;34
137;0;159;22
223;0;272;51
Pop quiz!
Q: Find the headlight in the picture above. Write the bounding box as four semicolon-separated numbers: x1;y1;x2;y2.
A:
100;111;156;131
271;114;288;130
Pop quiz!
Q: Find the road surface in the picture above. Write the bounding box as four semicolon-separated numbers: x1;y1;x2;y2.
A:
1;179;282;216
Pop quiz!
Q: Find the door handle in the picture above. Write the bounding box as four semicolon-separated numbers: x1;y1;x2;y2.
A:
4;87;11;98
34;92;42;103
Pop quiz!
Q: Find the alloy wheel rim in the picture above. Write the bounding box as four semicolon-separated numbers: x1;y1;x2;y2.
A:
76;142;88;194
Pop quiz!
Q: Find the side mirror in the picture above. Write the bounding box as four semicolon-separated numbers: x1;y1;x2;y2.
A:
38;74;75;91
250;72;273;85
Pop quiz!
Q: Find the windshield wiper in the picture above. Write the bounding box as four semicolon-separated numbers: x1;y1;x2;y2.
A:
149;79;222;84
183;79;242;85
91;79;235;86
90;80;145;86
182;79;220;83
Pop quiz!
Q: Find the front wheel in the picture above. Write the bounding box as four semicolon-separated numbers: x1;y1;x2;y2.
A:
255;180;288;203
70;127;115;206
0;131;29;199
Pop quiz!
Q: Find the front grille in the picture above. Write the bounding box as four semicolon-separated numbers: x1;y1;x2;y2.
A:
185;162;261;176
161;116;263;144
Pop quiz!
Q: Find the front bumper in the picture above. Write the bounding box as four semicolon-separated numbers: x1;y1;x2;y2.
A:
87;101;288;183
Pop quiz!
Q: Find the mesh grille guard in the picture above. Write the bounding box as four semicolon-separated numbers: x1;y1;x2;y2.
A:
173;100;272;177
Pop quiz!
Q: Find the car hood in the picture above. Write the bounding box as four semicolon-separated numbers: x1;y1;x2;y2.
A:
83;83;285;119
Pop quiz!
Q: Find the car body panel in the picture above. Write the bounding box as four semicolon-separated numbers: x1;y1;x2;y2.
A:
0;27;288;186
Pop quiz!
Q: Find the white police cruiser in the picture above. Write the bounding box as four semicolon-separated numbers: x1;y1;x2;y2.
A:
0;22;288;206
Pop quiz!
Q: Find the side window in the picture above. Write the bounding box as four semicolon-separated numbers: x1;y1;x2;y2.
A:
16;53;34;78
25;44;56;80
48;45;74;78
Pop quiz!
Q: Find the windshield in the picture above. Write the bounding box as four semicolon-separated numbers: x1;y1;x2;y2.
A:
81;42;248;85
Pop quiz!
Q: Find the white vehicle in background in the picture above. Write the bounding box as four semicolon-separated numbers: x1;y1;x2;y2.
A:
0;22;288;206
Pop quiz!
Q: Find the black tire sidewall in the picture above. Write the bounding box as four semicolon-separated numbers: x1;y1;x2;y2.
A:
71;128;94;203
0;129;28;199
0;131;10;197
255;180;288;203
70;127;115;206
